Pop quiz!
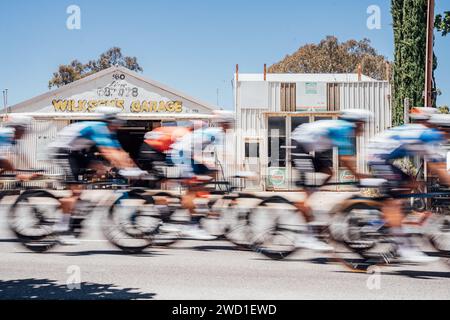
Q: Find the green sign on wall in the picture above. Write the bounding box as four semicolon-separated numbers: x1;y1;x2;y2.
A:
267;168;287;189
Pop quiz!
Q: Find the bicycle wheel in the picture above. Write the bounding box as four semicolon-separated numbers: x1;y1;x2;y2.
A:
329;201;397;270
411;196;427;212
199;196;233;238
426;214;450;256
8;190;61;253
103;191;159;253
223;195;263;250
150;192;183;247
250;196;306;260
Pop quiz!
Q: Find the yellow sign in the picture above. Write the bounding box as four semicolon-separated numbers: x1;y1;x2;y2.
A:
52;99;183;113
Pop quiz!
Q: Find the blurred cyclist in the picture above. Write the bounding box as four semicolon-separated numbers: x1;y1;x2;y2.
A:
137;120;206;174
169;111;233;240
0;115;35;180
368;107;450;263
291;109;372;251
49;107;144;244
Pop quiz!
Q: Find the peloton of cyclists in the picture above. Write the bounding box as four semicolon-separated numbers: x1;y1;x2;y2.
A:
6;104;448;261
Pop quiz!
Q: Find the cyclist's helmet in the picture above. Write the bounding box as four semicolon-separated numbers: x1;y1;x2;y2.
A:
96;106;125;126
4;114;33;130
428;114;450;128
213;110;235;124
191;120;208;130
409;107;437;121
339;109;373;123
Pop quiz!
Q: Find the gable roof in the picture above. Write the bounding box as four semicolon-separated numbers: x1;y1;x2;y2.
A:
8;66;218;112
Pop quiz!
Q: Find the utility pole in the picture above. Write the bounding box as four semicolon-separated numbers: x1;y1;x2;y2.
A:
216;88;219;106
2;89;8;114
425;0;435;107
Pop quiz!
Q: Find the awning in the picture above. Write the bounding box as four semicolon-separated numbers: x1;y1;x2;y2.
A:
0;112;216;121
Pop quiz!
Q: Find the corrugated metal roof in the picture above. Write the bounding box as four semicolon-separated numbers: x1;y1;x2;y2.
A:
236;73;377;82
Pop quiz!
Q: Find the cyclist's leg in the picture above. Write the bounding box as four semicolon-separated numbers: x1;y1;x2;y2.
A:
293;145;332;223
54;150;85;234
369;161;407;228
374;161;438;263
291;145;333;251
179;159;216;240
291;143;316;221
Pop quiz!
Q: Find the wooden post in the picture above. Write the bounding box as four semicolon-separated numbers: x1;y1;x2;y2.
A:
404;98;410;124
357;64;362;81
236;64;239;82
264;64;267;81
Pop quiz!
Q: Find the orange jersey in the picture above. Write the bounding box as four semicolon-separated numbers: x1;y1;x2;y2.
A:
144;126;191;153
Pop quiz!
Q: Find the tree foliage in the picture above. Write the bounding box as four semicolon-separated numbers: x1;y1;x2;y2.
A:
48;47;143;89
391;0;430;126
268;36;391;80
435;11;450;36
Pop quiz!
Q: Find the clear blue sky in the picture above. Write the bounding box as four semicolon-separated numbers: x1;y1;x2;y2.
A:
0;0;449;109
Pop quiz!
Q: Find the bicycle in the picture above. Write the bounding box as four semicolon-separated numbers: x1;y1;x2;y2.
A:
236;181;362;261
7;170;164;253
328;180;450;271
104;172;269;251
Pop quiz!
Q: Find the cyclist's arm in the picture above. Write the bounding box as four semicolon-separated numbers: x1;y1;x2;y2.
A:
420;140;450;186
98;147;136;168
338;155;365;179
88;125;137;169
427;161;450;186
0;158;14;172
334;126;367;179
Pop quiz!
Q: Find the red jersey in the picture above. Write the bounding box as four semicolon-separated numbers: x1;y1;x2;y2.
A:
144;126;191;153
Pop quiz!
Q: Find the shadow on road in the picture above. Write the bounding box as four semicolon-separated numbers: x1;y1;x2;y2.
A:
335;268;450;279
17;249;165;257
0;278;156;300
0;238;20;243
190;244;245;252
382;270;450;280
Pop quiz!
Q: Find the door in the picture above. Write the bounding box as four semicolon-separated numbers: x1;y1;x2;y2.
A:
267;116;288;190
289;116;310;190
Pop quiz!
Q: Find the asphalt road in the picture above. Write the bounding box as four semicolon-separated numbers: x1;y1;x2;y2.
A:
0;192;449;300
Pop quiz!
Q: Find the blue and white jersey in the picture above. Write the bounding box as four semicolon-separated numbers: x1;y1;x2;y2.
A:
49;121;121;152
368;124;446;162
292;120;356;156
0;127;15;159
170;127;224;166
171;127;223;154
0;127;14;147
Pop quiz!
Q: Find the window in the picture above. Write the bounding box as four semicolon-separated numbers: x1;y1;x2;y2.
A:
245;142;260;158
280;83;296;112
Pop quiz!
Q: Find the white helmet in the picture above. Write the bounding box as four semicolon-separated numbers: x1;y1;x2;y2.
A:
213;110;235;124
4;114;33;129
95;106;124;125
339;109;373;123
409;107;438;121
428;114;450;127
